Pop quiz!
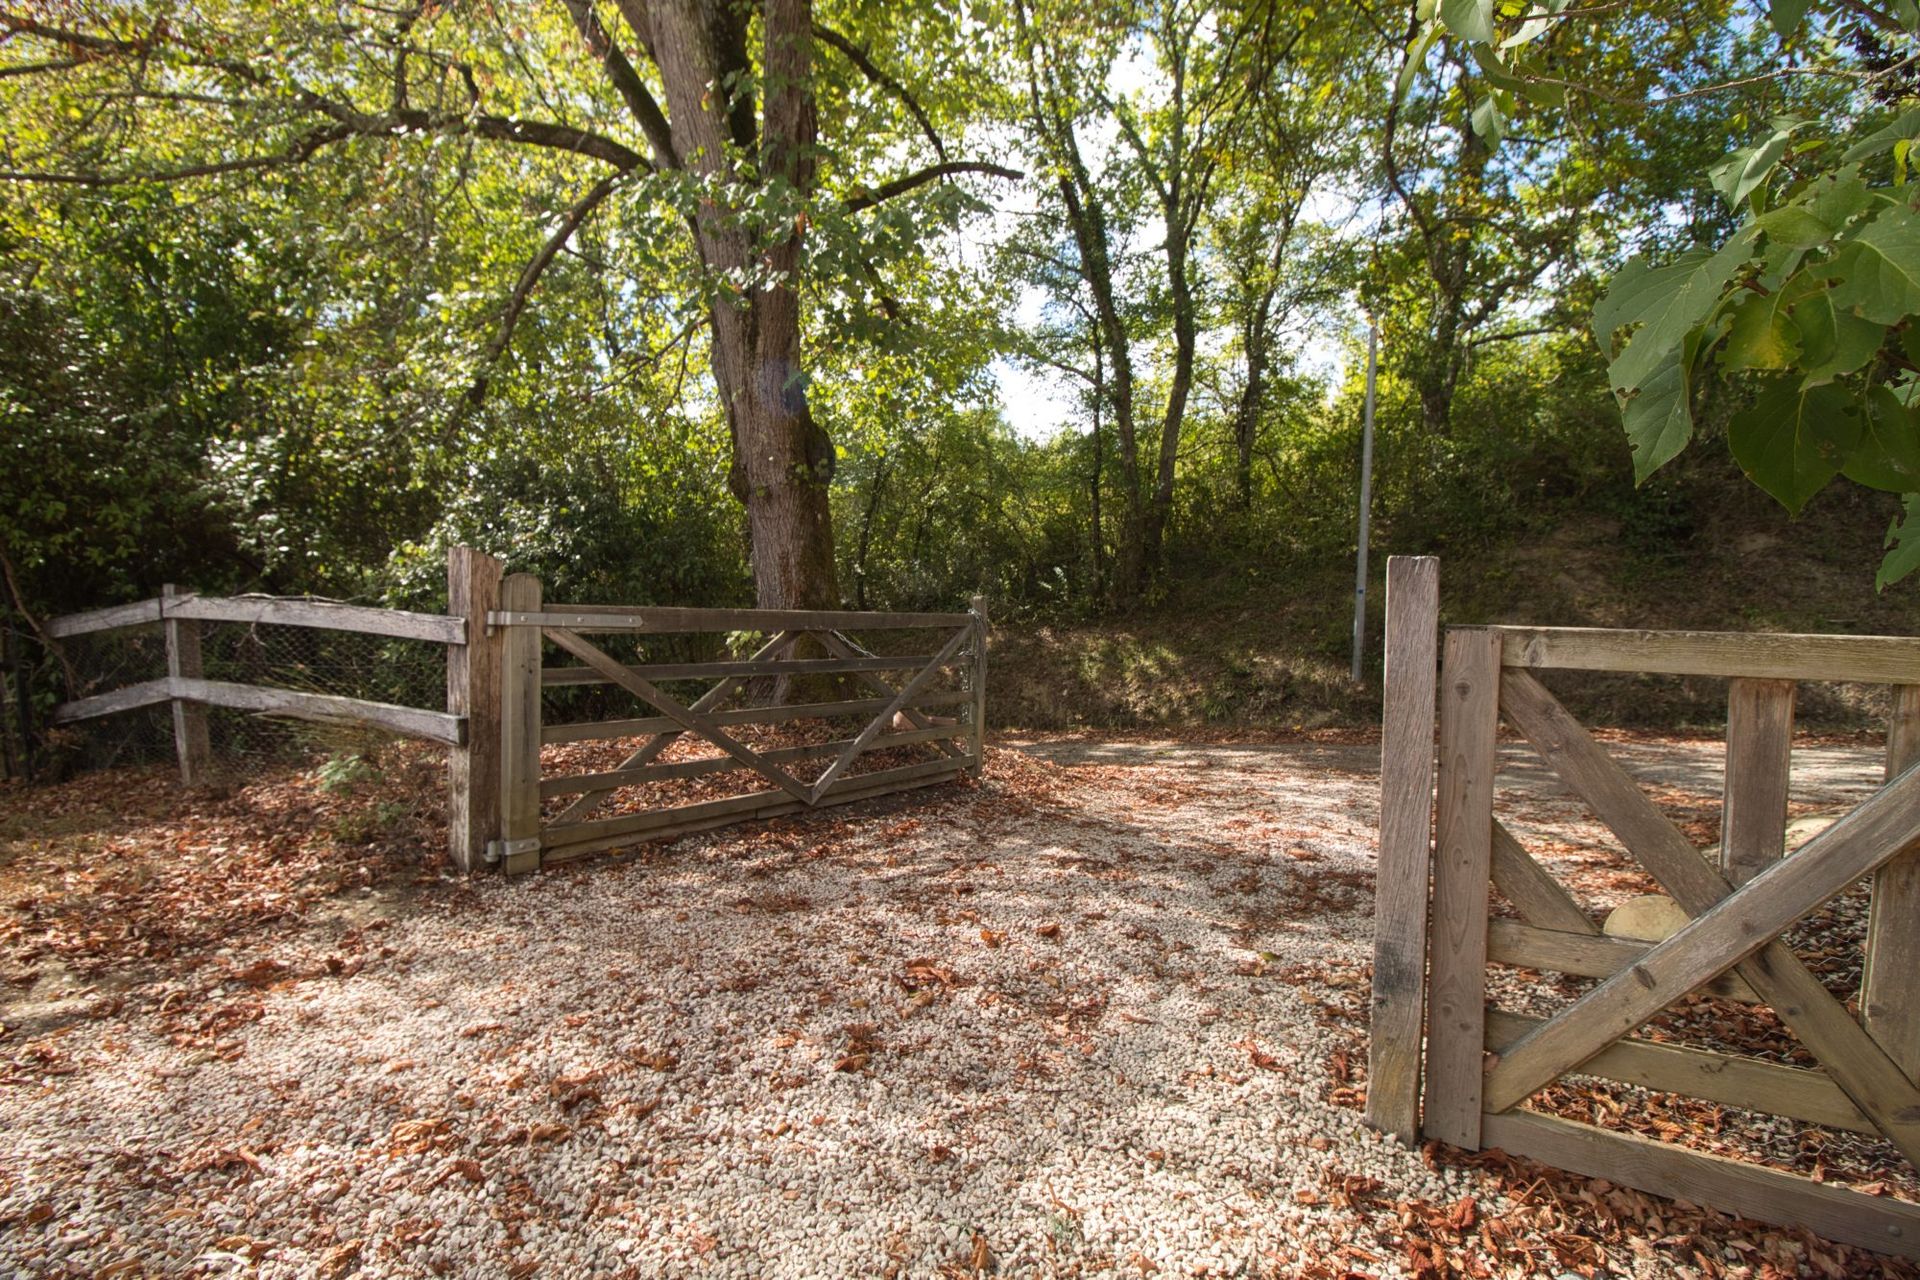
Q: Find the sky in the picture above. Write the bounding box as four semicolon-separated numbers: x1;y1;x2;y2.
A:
980;31;1372;443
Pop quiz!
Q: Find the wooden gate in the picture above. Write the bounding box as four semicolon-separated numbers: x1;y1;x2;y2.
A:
1368;556;1920;1259
485;583;986;873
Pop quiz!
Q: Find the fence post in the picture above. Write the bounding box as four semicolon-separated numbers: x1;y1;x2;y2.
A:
1722;677;1795;887
1422;624;1502;1151
1865;684;1920;1082
969;594;988;777
161;584;209;785
496;572;543;874
1367;555;1440;1145
446;547;504;874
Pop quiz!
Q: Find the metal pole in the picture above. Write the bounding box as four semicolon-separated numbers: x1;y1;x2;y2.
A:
1352;321;1379;684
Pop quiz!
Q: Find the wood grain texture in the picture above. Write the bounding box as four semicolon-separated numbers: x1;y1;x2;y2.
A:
169;679;465;745
550;630;798;824
163;585;210;786
1722;678;1795;887
808;625;972;802
45;598;161;638
537;724;964;797
1488;920;1757;1001
539;689;973;745
541;757;970;859
1482;1110;1920;1261
1495;626;1920;684
539;652;940;685
1484;1010;1872;1135
49;679;174;723
1865;683;1920;1083
446;547;503;874
970;596;989;778
544;628;815;805
165;595;465;644
815;630;968;760
1490;821;1599;936
1493;670;1920;1166
1421;625;1501;1151
489;606;971;633
1366;555;1440;1145
498;574;544;874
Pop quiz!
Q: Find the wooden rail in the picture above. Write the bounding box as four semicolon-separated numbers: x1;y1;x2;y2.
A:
487;606;971;633
495;597;987;873
42;559;987;878
1492;625;1920;683
44;560;486;863
1368;564;1920;1262
48;593;464;644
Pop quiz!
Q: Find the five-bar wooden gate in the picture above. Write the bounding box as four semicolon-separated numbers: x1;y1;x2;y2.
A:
484;578;986;874
1369;555;1920;1260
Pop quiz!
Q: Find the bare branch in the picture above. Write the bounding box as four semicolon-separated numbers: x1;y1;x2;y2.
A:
841;160;1021;214
461;164;637;410
558;0;677;168
0;122;356;185
813;22;946;161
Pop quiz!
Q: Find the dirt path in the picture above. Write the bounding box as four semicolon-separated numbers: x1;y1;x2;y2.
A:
0;735;1905;1279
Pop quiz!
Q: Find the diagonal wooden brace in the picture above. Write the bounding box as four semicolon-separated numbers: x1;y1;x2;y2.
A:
544;628;813;806
1494;669;1920;1168
818;630;966;759
551;629;798;824
1484;755;1920;1120
808;624;973;803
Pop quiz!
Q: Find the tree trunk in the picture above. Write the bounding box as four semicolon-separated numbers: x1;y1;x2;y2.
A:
1089;336;1106;605
647;0;840;611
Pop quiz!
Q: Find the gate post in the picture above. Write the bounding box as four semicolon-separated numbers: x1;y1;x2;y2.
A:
969;594;988;777
1367;555;1440;1145
1865;684;1920;1081
496;573;543;874
447;547;504;874
1423;625;1502;1151
162;584;210;786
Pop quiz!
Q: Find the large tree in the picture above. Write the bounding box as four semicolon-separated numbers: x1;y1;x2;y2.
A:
0;1;1015;608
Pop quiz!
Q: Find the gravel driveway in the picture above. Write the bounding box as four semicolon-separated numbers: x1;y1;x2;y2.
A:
0;733;1900;1278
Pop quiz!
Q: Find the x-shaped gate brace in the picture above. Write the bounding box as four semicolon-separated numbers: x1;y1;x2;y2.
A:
1484;670;1920;1169
543;620;976;823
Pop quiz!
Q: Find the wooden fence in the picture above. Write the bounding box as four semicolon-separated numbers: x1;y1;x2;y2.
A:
1367;555;1920;1261
42;548;987;876
480;570;985;874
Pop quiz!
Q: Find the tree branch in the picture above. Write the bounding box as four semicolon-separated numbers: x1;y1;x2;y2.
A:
461;164;637;410
841;160;1021;214
0;122;356;185
813;22;947;161
558;0;677;168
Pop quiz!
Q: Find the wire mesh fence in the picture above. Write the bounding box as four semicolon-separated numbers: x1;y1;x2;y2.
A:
50;610;450;782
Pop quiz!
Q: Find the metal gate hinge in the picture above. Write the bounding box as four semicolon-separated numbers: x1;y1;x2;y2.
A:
485;836;540;864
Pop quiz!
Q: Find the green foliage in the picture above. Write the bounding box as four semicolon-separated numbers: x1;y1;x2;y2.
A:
1417;0;1920;586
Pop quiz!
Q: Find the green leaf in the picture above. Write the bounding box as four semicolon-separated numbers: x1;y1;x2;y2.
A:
1598;229;1758;394
1618;330;1699;482
1440;0;1495;43
1394;22;1443;103
1709;123;1801;211
1841;107;1920;164
1806;170;1884;231
1721;291;1802;371
1727;377;1860;513
1791;282;1886;384
1768;0;1811;34
1471;93;1508;145
1752;204;1834;251
1844;385;1920;492
1823;205;1920;325
1880;495;1920;590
